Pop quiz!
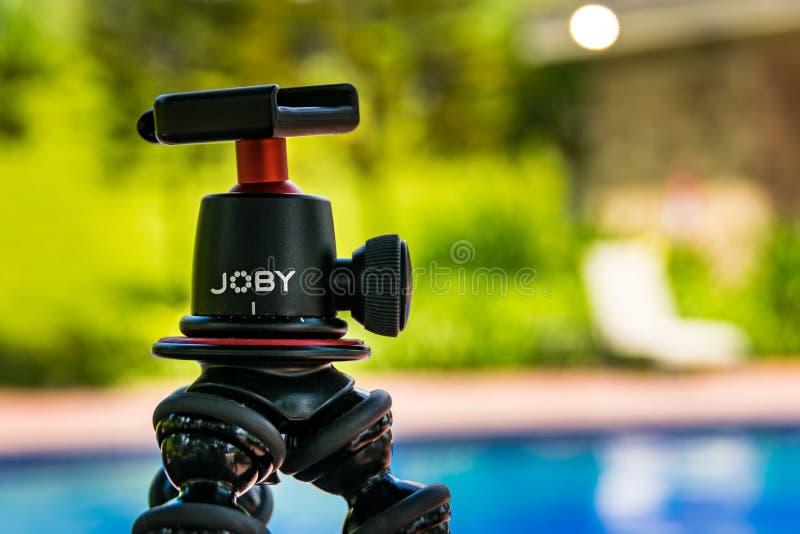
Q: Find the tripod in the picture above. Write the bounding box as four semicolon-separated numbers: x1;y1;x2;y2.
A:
131;83;451;533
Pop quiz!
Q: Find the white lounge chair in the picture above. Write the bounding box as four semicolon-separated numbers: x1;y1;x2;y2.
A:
582;240;748;369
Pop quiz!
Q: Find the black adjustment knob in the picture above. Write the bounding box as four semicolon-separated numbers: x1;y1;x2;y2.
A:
333;235;411;337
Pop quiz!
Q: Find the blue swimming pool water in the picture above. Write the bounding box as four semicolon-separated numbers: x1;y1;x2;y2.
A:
1;428;799;533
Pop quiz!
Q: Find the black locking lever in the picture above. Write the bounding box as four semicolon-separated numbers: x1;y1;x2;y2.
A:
137;83;359;145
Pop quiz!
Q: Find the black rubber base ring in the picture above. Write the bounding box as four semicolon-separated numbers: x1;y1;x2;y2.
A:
153;340;370;364
132;502;266;534
351;484;452;534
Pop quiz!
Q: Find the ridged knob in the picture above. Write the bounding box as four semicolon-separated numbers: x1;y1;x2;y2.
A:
335;234;411;337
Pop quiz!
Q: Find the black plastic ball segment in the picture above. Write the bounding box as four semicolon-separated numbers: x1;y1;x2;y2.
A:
133;82;450;534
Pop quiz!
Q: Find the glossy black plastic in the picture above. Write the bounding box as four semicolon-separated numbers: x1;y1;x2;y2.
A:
137;368;451;533
191;193;337;319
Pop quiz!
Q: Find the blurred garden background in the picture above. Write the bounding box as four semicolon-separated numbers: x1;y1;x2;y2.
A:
2;0;800;385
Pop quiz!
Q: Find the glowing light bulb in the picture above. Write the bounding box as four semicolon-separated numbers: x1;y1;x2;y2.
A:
569;4;620;51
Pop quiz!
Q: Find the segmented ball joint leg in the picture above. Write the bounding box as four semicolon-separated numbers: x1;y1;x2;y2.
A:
133;365;450;534
133;389;286;534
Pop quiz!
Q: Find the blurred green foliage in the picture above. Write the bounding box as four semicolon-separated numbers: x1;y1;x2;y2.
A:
669;225;800;357
5;0;798;387
0;0;595;385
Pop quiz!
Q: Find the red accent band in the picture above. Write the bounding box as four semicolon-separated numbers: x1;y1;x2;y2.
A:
158;337;364;347
236;138;288;183
232;138;302;194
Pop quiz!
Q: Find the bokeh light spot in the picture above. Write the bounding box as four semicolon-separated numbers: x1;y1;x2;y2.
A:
569;4;620;51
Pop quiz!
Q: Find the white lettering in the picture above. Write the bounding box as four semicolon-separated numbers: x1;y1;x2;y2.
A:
276;270;295;293
210;272;227;294
212;269;294;295
255;270;275;292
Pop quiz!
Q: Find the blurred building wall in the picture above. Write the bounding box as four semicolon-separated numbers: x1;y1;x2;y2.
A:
578;31;800;217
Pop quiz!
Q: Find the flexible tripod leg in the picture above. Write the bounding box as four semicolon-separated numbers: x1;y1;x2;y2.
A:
135;365;451;533
132;388;286;534
281;387;451;533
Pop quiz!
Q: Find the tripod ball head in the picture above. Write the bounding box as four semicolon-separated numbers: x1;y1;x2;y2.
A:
138;83;410;339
